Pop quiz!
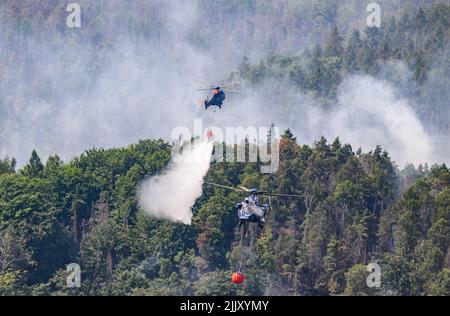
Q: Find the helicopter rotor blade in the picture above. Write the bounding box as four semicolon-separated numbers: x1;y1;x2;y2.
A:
238;186;252;192
247;189;303;198
194;79;215;88
204;182;303;198
253;191;267;195
222;89;242;94
224;80;241;84
259;192;304;198
204;181;248;193
221;80;241;88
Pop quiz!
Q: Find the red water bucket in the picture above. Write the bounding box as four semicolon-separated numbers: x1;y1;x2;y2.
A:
232;272;244;284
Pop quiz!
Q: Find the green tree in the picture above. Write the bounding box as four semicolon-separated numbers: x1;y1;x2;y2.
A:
343;264;377;296
21;150;44;178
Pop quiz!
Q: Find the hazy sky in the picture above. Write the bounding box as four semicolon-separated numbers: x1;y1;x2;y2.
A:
0;1;448;168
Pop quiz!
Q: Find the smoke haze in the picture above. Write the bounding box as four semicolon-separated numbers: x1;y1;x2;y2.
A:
138;140;213;224
0;1;448;169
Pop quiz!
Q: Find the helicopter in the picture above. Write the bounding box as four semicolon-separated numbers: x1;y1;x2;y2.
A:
195;80;241;110
201;182;303;285
203;181;303;229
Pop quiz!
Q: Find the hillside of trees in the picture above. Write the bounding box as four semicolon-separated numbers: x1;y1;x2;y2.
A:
2;1;449;165
0;133;449;296
1;1;449;296
237;3;450;132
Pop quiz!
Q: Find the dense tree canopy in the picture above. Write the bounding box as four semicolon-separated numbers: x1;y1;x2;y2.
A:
0;134;448;296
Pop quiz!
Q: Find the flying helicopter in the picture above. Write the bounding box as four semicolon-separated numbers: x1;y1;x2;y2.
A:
202;181;303;285
195;80;241;110
203;181;303;229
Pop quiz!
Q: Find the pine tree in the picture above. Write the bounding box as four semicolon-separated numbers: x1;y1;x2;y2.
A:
0;156;16;175
344;30;361;73
21;150;44;178
325;25;343;58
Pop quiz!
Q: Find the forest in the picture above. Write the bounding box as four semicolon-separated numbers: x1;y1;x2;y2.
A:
0;1;450;296
1;132;449;296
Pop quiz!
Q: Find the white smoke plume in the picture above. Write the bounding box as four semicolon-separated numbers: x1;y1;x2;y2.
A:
308;75;434;167
138;139;213;225
210;75;435;167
